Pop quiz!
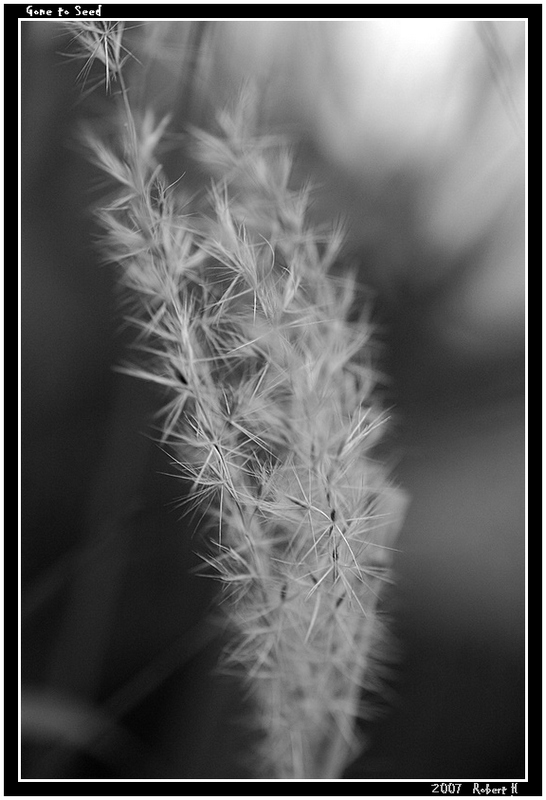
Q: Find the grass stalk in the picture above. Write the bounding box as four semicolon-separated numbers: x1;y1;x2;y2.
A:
64;20;406;779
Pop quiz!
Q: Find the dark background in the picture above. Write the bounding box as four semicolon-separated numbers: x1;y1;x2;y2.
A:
20;18;527;782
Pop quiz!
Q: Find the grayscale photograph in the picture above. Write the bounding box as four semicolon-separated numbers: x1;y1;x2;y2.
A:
19;12;528;789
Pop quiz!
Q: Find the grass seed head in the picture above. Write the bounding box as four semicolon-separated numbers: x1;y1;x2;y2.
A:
65;20;406;779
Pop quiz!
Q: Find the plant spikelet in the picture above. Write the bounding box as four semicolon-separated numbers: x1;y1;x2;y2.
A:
66;22;406;779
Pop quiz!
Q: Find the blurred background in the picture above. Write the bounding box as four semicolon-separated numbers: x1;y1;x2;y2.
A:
21;19;526;779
